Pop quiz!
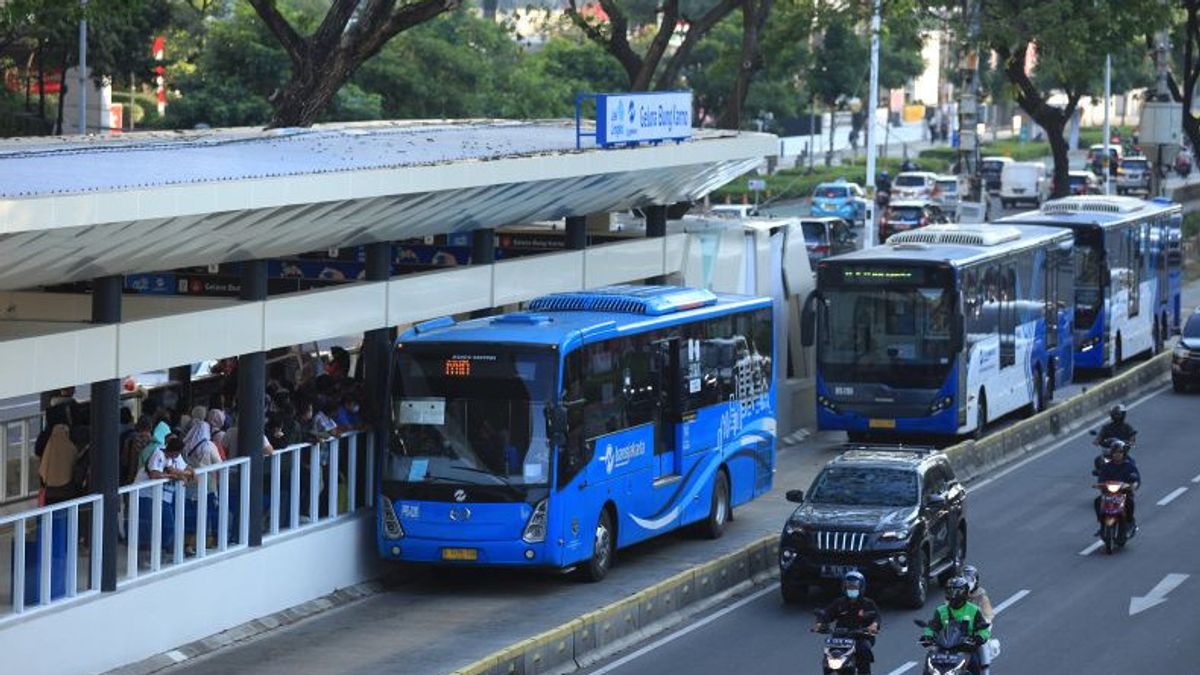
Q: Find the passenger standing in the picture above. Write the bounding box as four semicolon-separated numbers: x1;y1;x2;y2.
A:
38;425;80;505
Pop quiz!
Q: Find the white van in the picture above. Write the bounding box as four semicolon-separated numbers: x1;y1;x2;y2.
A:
999;161;1049;208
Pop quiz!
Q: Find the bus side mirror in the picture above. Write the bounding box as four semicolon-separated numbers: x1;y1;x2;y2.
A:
545;403;568;449
801;292;818;347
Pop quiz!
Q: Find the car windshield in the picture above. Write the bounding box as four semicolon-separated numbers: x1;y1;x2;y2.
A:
817;186;849;198
1123;160;1149;170
808;467;918;507
895;175;926;187
818;281;957;387
936;180;957;193
803;222;827;244
1068;175;1087;186
981;161;1004;173
386;346;556;488
1184;314;1200;339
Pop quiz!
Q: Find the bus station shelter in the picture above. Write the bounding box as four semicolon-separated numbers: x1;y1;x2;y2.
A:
0;119;777;674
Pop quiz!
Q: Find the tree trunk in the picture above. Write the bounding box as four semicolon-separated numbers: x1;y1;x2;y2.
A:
825;109;835;167
268;64;354;128
717;0;772;131
1044;117;1070;198
54;53;68;136
1001;43;1074;198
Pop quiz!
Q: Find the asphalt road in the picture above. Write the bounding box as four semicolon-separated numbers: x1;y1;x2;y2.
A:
582;385;1200;675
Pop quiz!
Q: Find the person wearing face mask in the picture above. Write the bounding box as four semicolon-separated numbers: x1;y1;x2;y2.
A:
812;571;880;674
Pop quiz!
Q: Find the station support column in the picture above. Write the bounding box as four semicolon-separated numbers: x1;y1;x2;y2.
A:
90;275;122;592
363;243;392;505
645;206;667;284
470;229;496;318
237;260;267;547
565;216;587;251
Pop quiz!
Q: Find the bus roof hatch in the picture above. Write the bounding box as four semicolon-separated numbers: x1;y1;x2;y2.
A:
528;285;718;316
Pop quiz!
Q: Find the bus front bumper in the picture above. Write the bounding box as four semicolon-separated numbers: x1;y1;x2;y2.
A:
817;405;959;435
378;536;555;567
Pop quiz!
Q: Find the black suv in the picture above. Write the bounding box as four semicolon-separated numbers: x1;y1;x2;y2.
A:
1173;308;1200;392
778;446;967;608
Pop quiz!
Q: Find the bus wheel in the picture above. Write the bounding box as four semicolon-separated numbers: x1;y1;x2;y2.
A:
581;509;615;582
700;470;731;540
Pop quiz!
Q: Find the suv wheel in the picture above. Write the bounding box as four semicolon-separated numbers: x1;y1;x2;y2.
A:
781;583;807;605
699;471;730;539
901;547;929;609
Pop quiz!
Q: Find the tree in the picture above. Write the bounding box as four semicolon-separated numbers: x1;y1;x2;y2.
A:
1170;1;1200;155
979;0;1164;197
246;0;457;127
563;0;740;92
718;0;773;129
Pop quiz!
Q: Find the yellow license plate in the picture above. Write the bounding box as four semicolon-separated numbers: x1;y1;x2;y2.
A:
441;548;478;561
869;419;896;429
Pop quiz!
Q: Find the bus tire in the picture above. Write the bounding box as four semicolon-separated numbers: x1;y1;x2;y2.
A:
700;470;731;540
972;393;988;440
580;508;615;583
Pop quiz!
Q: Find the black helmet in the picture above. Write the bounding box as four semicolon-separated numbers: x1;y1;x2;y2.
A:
962;565;980;592
843;570;866;599
945;576;969;609
1109;404;1127;424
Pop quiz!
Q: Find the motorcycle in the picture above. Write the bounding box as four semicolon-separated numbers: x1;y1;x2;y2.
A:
1176;152;1193;178
1088;430;1135;476
913;619;982;675
813;615;874;674
1096;480;1133;554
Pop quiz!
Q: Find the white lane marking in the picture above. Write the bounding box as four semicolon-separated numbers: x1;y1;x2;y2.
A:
1079;540;1104;556
886;662;918;675
166;650;188;663
589;584;777;675
1191;473;1200;484
1157;487;1188;506
1129;573;1190;616
992;589;1031;615
968;386;1167;494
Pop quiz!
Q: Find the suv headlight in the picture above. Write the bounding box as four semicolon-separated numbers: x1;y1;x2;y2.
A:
784;519;807;536
879;527;910;541
380;495;405;540
522;499;548;544
1175;344;1190;360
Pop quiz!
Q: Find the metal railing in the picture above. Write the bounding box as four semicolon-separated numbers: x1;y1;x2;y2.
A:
265;431;374;541
117;456;250;586
1;415;42;505
0;493;103;619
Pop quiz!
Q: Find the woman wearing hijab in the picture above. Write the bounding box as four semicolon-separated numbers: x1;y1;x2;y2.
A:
207;409;229;461
181;409;223;553
38;424;80;504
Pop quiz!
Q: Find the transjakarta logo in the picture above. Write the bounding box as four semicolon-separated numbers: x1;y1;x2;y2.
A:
597;439;647;474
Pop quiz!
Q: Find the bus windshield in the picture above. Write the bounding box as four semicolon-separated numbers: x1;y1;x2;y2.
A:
819;281;957;387
1075;236;1104;330
387;347;557;489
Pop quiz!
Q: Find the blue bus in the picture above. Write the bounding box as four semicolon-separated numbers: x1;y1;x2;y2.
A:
997;195;1183;372
803;223;1075;438
378;285;776;580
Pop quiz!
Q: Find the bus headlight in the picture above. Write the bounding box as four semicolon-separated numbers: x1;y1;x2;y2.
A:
522;499;548;544
818;395;841;414
380;495;405;540
1080;336;1100;352
929;396;954;415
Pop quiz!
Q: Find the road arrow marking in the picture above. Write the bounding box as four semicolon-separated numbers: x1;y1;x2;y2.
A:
886;662;918;675
1158;487;1188;506
1079;540;1103;556
992;589;1030;615
1191;473;1200;484
1129;574;1189;616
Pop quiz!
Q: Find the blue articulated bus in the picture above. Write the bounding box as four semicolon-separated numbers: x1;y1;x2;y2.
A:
378;285;776;580
803;223;1075;438
998;195;1183;372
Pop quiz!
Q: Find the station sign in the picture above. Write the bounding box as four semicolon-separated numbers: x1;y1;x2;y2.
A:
589;91;693;148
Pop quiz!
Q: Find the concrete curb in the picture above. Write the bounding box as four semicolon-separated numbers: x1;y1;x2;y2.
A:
452;352;1172;675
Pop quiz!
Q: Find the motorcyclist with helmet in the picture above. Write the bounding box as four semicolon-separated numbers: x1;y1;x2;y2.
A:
813;571;880;674
961;566;994;672
921;576;992;674
1094;404;1136;473
1094;439;1140;537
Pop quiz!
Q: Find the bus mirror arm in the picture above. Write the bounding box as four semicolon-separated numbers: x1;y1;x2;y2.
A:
545;403;569;450
800;291;819;348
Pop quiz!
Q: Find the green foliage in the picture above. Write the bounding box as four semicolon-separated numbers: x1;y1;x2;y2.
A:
711;154;954;202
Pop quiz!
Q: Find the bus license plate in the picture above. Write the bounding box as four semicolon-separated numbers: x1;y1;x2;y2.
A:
441;548;478;561
869;419;896;429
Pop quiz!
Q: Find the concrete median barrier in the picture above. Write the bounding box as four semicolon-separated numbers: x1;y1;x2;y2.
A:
451;352;1170;675
945;352;1170;482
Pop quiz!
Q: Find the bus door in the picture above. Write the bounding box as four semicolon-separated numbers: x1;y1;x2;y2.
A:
652;337;682;482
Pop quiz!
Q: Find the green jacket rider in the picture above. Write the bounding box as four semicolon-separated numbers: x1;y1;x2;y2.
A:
923;576;991;643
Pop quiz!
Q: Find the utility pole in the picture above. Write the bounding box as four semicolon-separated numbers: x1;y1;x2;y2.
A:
1103;54;1111;195
957;0;983;203
864;0;881;248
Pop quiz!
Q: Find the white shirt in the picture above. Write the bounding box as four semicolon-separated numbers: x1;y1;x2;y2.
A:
136;449;188;502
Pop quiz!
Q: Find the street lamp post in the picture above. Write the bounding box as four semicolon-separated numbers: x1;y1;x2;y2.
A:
864;0;881;248
78;0;87;135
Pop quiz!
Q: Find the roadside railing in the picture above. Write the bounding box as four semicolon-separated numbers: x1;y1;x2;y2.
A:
0;493;103;620
117;456;250;586
1;415;42;505
265;430;374;541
